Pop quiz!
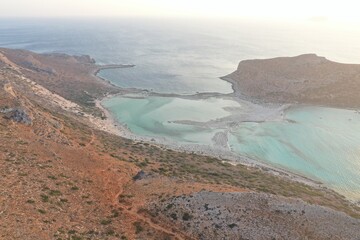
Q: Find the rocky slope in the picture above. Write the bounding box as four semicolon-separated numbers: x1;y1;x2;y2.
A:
223;54;360;108
0;48;359;239
150;192;360;240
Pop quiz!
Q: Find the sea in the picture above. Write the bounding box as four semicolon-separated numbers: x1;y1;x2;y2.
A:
1;18;360;201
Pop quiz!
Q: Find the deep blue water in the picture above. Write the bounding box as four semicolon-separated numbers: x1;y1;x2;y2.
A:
1;18;360;93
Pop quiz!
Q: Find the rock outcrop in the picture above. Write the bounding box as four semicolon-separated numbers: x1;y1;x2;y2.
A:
1;108;31;125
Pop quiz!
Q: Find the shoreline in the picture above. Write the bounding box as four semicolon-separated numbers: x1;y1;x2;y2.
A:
96;94;330;193
90;64;359;205
90;66;325;191
221;74;360;112
93;63;135;76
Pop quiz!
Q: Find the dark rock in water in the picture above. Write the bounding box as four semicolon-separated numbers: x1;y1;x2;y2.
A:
133;170;146;181
1;108;31;125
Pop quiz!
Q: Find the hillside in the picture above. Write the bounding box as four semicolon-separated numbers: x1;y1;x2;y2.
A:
223;54;360;108
0;48;359;239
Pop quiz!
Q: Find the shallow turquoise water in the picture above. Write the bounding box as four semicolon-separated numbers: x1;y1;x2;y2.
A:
104;97;360;200
103;96;241;144
229;107;360;200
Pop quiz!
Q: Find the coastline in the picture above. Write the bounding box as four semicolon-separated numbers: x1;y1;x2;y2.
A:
90;66;327;192
92;63;136;90
1;24;360;240
11;56;354;203
93;64;136;76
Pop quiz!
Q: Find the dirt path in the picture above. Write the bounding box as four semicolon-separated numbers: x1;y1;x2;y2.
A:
110;182;192;240
119;198;190;239
4;83;16;98
83;131;96;148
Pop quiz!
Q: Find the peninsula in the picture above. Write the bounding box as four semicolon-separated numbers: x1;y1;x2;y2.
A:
223;54;360;108
0;48;359;239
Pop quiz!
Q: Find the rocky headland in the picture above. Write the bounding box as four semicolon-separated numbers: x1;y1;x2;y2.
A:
223;54;360;108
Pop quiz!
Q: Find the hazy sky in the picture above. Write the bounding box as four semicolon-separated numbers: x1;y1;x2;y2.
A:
1;0;359;22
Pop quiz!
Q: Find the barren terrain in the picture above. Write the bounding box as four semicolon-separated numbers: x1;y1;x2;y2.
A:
0;48;359;239
223;54;360;108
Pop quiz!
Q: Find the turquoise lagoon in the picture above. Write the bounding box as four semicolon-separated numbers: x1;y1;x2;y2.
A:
104;97;360;200
229;107;360;200
4;18;359;200
103;96;241;144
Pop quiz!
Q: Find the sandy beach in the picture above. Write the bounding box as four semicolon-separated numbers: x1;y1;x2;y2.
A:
91;69;324;190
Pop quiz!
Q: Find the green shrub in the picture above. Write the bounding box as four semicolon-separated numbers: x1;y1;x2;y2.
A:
182;212;192;221
133;221;143;234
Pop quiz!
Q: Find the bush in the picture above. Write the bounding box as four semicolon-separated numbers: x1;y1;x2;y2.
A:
182;212;192;221
40;194;49;202
133;221;143;234
38;209;46;214
100;219;112;225
170;213;177;220
49;190;62;196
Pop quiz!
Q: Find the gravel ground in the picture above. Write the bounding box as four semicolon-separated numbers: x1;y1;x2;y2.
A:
150;191;360;240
